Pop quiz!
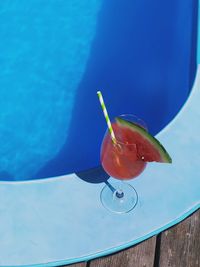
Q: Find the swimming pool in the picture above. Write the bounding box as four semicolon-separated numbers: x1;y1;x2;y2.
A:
0;1;199;267
0;1;197;182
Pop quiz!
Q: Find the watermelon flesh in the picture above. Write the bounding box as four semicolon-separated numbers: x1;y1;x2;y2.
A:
101;118;172;180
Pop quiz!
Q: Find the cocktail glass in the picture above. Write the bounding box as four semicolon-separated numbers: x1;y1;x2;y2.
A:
100;114;147;213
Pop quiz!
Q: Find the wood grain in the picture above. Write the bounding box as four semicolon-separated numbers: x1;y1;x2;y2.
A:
158;209;200;267
89;236;156;267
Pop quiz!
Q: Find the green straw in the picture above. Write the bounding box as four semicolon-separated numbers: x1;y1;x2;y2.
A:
97;91;116;144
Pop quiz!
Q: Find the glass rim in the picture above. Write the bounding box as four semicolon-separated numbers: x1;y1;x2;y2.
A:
116;114;147;126
105;113;147;146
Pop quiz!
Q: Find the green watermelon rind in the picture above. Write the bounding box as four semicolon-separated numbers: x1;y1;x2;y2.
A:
115;117;172;163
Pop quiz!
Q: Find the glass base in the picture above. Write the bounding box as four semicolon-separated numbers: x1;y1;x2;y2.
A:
100;180;138;214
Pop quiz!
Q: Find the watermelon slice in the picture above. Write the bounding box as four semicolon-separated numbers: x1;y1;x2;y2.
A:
115;117;172;163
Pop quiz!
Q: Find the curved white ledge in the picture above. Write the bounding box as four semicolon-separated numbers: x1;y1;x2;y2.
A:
0;66;200;266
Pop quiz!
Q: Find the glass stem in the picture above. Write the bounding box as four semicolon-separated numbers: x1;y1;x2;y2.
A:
105;180;124;198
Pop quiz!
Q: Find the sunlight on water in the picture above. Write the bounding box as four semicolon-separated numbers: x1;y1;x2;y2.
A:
0;0;196;181
0;0;102;180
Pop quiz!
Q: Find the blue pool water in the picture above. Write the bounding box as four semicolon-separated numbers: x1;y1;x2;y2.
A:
0;0;101;180
0;0;198;181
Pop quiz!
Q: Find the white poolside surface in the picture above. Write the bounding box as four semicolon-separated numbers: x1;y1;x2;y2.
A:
0;67;199;266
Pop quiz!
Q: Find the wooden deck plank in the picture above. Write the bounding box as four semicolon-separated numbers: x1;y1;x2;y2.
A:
89;236;157;267
158;209;200;267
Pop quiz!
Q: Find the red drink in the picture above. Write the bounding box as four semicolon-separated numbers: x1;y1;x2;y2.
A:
99;112;171;213
101;122;147;180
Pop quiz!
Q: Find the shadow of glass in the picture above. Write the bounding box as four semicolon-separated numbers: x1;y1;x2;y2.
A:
76;166;109;184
